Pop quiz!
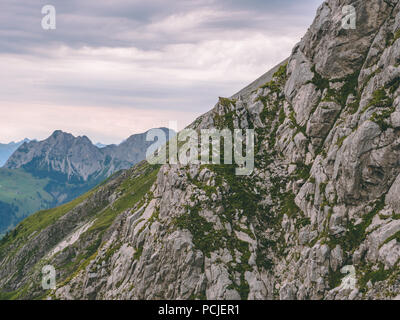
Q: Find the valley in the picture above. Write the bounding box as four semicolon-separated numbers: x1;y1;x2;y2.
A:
0;128;173;236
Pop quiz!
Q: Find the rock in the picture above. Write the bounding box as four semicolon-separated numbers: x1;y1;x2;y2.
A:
386;173;400;213
378;240;400;269
306;102;341;139
330;246;343;272
2;0;400;301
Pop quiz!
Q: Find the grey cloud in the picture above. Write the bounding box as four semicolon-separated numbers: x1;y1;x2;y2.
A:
0;0;322;54
0;0;323;143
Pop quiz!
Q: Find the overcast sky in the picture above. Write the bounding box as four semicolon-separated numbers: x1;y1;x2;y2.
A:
0;0;322;144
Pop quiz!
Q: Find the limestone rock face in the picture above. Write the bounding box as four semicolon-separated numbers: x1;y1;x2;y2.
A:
1;0;399;300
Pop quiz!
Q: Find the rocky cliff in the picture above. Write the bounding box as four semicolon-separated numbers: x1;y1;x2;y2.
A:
0;0;399;300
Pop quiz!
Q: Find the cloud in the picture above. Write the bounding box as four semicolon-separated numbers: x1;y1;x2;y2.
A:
0;0;323;143
0;33;299;109
0;103;195;145
1;0;322;52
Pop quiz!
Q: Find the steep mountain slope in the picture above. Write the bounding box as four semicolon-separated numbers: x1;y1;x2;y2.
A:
0;169;53;238
0;128;172;236
0;0;400;300
0;139;30;167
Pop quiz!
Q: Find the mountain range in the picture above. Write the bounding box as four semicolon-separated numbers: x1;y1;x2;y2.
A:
0;128;173;236
0;0;399;300
0;139;30;167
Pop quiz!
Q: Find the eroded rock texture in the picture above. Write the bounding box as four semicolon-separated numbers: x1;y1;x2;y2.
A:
0;0;399;300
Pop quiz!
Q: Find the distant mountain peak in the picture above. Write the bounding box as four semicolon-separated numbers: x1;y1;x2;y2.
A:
51;129;66;136
4;127;175;182
0;138;31;167
49;130;74;139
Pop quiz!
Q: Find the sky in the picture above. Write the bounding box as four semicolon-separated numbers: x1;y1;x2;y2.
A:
0;0;323;145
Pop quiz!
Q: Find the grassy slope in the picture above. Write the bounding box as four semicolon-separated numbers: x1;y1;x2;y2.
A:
87;163;159;234
0;167;112;237
0;162;160;299
0;169;54;235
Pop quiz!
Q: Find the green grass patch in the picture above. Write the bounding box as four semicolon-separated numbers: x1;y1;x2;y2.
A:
0;168;54;234
133;245;143;260
309;65;329;91
358;264;393;293
87;164;159;233
382;231;400;246
364;88;393;112
218;97;236;109
0;188;96;257
326;197;385;253
328;267;345;289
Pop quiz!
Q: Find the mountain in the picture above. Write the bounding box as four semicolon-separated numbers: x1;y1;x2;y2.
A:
1;0;400;300
0;169;53;239
5;128;173;181
5;131;107;184
0;139;30;167
0;128;173;236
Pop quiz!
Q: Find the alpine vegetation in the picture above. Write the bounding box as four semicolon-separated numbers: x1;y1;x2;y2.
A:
146;127;255;175
0;0;400;301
